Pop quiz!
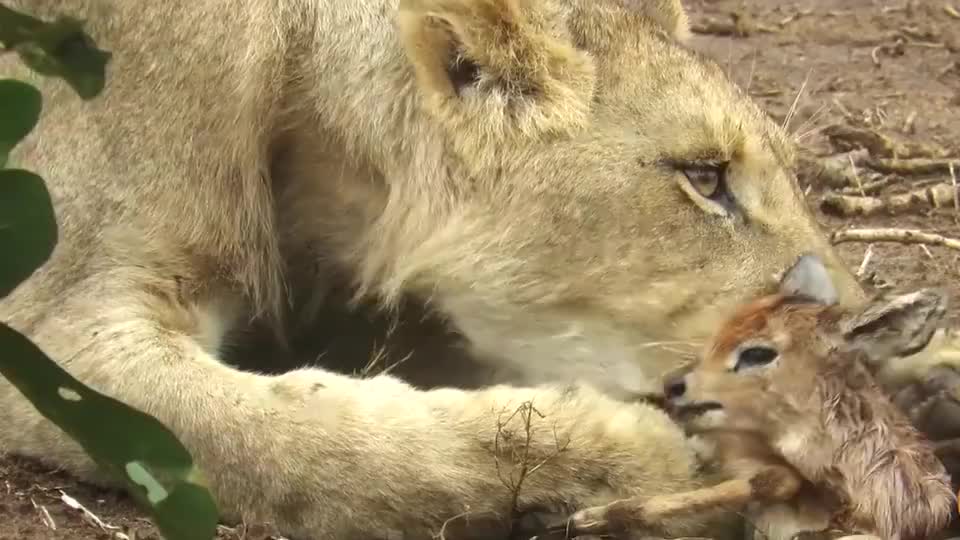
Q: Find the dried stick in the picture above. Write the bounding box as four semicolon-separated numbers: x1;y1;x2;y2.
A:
830;228;960;251
839;177;893;196
950;162;959;222
435;510;506;540
864;158;960;176
823;125;901;157
800;150;870;189
820;183;958;217
493;401;570;526
822;125;942;159
856;245;874;278
690;12;776;37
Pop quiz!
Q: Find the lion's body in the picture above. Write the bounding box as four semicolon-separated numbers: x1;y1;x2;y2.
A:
0;0;872;538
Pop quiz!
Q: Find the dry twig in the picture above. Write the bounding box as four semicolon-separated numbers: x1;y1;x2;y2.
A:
31;497;56;530
839;177;894;196
871;38;906;67
435;510;507;540
821;183;958;217
856;245;874;278
864;157;960;176
690;12;775;37
494;401;570;523
799;150;870;189
950;162;959;222
777;9;812;27
939;61;960;79
903;111;917;134
825;125;897;156
59;491;118;532
830;228;960;251
823;125;944;159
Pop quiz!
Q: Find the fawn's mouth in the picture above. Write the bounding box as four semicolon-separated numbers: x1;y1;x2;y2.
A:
633;393;669;410
669;401;723;420
632;394;723;421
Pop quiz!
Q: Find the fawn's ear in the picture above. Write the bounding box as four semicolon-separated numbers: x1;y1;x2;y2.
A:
840;289;949;368
778;254;838;306
397;0;596;139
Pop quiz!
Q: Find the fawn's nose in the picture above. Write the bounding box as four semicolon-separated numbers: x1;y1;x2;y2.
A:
664;376;686;400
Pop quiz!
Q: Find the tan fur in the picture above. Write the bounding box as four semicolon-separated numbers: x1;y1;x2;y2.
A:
668;291;956;540
0;0;921;538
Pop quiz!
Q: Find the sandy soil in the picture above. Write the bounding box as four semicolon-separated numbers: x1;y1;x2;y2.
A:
3;1;960;538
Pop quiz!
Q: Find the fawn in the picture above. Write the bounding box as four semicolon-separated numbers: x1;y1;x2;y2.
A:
557;255;956;540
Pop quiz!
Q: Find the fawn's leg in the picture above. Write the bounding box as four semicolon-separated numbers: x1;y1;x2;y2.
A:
553;465;803;538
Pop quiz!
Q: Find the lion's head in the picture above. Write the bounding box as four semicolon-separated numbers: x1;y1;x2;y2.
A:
291;0;865;398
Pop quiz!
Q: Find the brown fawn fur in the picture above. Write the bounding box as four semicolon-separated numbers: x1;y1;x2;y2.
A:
558;255;956;540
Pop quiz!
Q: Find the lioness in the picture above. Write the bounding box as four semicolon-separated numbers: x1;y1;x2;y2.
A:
0;0;879;538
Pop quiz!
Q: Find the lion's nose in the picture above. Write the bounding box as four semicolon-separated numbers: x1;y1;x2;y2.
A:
664;376;686;399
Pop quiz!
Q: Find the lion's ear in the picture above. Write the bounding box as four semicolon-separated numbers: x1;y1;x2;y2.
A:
397;0;596;139
619;0;691;43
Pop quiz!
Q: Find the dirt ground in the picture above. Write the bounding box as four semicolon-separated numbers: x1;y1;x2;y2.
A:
4;1;960;539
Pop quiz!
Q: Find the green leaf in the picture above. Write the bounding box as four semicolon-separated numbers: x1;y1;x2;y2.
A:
0;79;41;167
0;169;57;297
0;322;220;540
0;3;42;45
0;7;217;540
0;5;111;100
15;27;111;100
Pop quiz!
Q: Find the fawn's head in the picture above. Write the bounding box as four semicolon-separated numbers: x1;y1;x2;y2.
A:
664;254;948;439
664;254;956;540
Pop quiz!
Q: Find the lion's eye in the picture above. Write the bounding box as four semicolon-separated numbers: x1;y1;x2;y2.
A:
682;165;725;200
734;346;779;371
670;160;738;217
683;166;721;199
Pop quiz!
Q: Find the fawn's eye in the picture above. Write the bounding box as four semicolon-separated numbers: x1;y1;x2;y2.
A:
734;346;779;371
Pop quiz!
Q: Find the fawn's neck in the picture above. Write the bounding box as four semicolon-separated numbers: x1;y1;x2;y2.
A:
780;364;955;540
